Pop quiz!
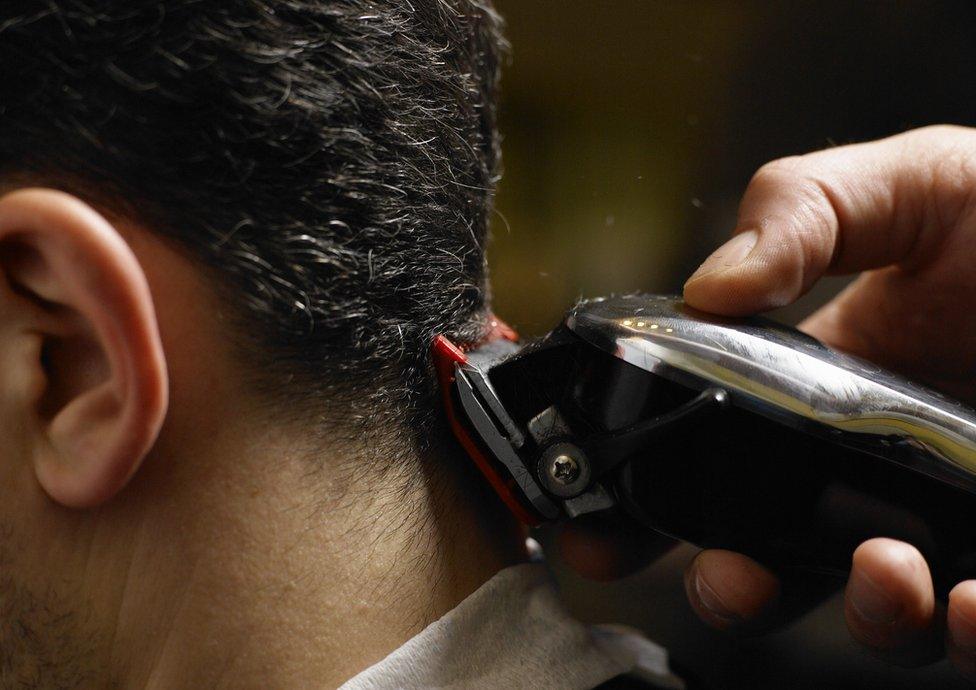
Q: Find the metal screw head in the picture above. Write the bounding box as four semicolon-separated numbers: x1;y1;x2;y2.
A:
550;454;581;485
538;442;591;498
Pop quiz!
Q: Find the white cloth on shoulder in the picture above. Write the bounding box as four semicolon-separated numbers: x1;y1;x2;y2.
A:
339;561;684;690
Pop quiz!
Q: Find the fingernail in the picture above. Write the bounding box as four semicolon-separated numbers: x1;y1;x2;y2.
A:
848;570;901;625
692;567;741;626
686;229;759;284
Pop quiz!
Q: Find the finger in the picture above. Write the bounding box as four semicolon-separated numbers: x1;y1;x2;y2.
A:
796;274;900;370
798;262;976;405
684;549;780;632
844;538;944;666
556;513;678;581
947;580;976;680
684;125;976;316
796;274;879;353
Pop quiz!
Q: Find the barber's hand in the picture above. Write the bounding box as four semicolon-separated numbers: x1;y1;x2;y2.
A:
679;125;976;676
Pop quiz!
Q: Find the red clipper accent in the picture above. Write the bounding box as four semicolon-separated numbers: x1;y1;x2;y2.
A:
433;317;541;526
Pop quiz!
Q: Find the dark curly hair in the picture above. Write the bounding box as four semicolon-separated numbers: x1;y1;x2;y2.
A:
0;1;506;449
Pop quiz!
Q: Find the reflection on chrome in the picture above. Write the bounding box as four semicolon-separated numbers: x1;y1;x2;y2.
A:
567;295;976;492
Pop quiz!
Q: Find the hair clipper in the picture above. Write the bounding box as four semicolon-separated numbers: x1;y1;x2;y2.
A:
433;295;976;593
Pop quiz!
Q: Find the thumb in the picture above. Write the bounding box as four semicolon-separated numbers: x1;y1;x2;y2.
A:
683;126;976;316
682;226;784;316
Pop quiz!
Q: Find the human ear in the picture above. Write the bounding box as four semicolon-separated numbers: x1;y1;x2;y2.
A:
0;188;168;507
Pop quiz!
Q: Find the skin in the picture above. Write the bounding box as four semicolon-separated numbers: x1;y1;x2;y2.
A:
683;124;976;674
0;188;522;688
561;124;976;679
5;123;975;685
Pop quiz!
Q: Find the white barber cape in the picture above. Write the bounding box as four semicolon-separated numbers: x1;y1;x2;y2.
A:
339;560;685;690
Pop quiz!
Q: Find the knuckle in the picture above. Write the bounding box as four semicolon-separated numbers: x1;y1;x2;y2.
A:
748;157;834;232
744;155;839;280
914;133;976;237
902;124;976;174
908;123;976;144
750;156;806;188
931;146;976;199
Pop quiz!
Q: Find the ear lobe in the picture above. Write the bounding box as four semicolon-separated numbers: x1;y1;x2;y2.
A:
0;188;169;508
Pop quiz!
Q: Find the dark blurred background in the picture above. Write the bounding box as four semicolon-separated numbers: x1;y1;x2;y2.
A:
487;1;976;688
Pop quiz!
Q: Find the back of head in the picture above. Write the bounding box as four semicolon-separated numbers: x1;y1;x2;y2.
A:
0;6;516;684
0;0;506;453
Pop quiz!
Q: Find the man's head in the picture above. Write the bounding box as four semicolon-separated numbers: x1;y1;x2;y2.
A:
0;2;515;686
1;0;505;440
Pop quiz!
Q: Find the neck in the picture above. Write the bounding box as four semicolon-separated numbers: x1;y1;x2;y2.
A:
108;418;526;689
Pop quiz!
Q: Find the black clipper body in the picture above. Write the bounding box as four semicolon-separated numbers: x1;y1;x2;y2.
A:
435;295;976;591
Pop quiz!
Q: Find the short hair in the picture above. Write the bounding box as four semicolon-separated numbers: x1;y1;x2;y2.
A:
0;1;506;446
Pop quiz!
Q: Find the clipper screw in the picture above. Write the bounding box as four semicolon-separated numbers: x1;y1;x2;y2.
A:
550;454;581;485
538;442;591;498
